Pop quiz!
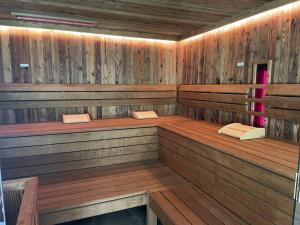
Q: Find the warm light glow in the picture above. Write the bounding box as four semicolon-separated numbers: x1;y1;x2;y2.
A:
182;0;300;42
0;25;176;44
1;0;299;44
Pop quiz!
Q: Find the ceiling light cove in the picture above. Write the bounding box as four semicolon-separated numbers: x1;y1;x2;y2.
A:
182;0;300;42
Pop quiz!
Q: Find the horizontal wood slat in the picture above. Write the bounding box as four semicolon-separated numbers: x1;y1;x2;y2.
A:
0;99;176;110
178;84;300;122
0;84;177;92
0;84;177;110
0;116;187;180
38;161;187;225
0;116;189;138
0;127;157;149
178;99;248;114
178;91;247;104
264;96;300;110
158;120;297;225
178;84;258;94
0;91;176;101
149;184;246;225
0;122;158;179
0;136;157;159
265;84;300;96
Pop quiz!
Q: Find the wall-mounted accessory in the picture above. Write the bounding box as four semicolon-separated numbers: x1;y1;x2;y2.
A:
250;60;272;128
19;64;29;69
218;123;265;140
11;12;98;27
237;62;245;67
132;111;158;120
63;113;91;124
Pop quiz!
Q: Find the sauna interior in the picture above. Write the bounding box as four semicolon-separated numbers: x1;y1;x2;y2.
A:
0;1;300;225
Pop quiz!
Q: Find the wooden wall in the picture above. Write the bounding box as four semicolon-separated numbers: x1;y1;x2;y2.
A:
177;6;300;143
0;27;177;124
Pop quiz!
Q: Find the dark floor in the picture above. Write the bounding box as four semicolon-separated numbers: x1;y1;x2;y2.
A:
60;206;162;225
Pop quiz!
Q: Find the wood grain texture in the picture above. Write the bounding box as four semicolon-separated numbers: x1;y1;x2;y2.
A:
178;84;300;123
0;28;177;124
177;5;300;143
16;177;39;225
0;116;188;180
38;161;187;225
0;0;277;40
158;119;298;225
149;184;247;225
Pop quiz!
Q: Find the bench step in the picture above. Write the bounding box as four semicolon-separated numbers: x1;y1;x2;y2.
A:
38;160;187;225
149;183;246;225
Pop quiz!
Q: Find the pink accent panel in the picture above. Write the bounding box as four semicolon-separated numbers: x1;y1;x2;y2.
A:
253;66;267;128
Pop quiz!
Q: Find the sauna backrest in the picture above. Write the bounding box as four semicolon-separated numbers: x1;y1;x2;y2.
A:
178;84;300;122
0;83;176;109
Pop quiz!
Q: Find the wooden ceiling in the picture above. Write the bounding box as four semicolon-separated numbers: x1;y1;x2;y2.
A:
0;0;294;40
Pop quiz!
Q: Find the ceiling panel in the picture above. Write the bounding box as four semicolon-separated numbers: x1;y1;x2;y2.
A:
0;0;292;40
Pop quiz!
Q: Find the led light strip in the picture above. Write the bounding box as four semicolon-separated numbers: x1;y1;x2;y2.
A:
182;0;300;42
0;25;176;44
0;1;299;43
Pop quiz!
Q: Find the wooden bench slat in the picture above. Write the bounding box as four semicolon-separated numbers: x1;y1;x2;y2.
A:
184;120;298;155
159;129;294;198
160;190;208;225
182;121;297;164
178;84;300;122
38;164;168;197
40;193;147;225
36;161;187;222
38;160;161;186
265;84;300;96
159;124;296;178
173;185;247;225
39;170;184;213
1;143;157;168
150;184;247;225
4;151;158;179
178;99;247;114
178;84;253;94
0;91;176;101
178;92;247;104
159;148;276;225
264;96;300;110
0;84;177;115
0;98;176;109
159;146;291;225
0;116;189;138
1;116;295;225
0;136;157;159
264;108;300;121
0;127;157;149
150;192;192;225
0;84;177;92
158;135;293;216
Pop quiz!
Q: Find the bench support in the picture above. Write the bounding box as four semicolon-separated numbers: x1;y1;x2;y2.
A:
147;195;157;225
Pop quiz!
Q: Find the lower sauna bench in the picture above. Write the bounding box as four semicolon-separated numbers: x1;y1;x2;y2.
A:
149;183;246;225
0;116;298;225
37;161;187;225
